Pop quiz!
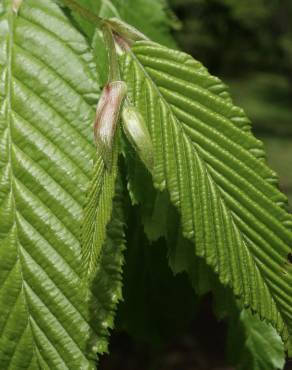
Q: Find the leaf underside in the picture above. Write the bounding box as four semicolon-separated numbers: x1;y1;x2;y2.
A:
120;40;292;344
170;220;286;370
0;0;124;368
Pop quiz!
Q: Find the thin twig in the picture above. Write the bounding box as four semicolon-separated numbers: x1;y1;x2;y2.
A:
61;0;103;27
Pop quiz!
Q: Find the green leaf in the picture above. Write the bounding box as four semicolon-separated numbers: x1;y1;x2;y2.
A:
122;143;170;241
120;40;292;345
124;122;286;368
0;0;120;368
228;310;285;370
89;179;126;355
166;209;285;370
92;29;109;86
81;151;118;279
118;206;198;347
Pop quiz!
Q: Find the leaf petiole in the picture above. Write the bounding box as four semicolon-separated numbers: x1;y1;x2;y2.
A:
102;23;121;82
61;0;103;27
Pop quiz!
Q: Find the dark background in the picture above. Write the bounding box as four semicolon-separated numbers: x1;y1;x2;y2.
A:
100;1;292;369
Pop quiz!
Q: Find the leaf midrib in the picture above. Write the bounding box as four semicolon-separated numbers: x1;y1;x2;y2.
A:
3;5;90;368
3;4;41;369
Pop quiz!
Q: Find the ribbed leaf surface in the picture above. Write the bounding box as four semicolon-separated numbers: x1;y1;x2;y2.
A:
120;40;292;343
81;153;118;279
89;181;125;355
0;0;123;368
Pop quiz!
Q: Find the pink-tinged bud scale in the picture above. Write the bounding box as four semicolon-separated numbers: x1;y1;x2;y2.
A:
94;81;127;169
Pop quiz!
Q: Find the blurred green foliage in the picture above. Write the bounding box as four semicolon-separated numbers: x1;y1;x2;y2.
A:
169;0;292;207
169;0;292;78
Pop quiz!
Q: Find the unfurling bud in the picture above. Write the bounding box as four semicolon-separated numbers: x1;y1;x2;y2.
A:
94;81;127;169
122;106;154;172
107;18;149;44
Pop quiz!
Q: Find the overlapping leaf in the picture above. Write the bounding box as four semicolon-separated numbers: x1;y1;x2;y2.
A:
81;152;118;279
0;0;124;368
228;309;285;370
118;206;197;346
120;40;292;345
165;202;285;370
88;179;126;356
